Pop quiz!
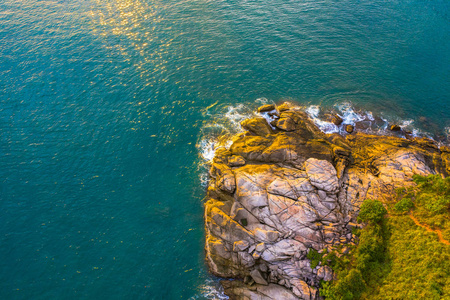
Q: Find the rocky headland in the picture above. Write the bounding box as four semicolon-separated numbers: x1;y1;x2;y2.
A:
204;103;450;299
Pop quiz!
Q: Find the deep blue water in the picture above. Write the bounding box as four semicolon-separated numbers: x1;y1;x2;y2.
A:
0;0;449;299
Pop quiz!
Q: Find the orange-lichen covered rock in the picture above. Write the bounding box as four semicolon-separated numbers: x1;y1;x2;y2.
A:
204;104;446;299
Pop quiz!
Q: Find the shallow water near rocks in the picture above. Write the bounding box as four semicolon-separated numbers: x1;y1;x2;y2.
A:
0;0;449;299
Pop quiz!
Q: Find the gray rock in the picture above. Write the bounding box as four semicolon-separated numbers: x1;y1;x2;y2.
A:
255;242;265;252
235;172;269;211
217;171;236;193
230;202;260;226
261;239;307;262
291;279;313;299
275;115;297;131
305;158;339;193
238;251;255;267
332;115;343;125
233;240;250;252
267;176;315;200
251;226;279;243
241;117;274;136
250;269;268;285
277;102;291;112
390;124;401;131
317;266;333;281
222;281;298;300
259;264;268;272
345;124;354;133
228;155;246;167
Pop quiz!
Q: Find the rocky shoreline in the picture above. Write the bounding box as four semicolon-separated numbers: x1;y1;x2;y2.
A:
204;103;450;299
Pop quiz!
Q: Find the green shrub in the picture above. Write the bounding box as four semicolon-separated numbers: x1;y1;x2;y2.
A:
307;249;323;269
395;187;406;197
357;199;387;223
321;269;366;300
394;197;414;212
423;195;450;214
408;175;450;233
320;281;335;299
412;174;450;197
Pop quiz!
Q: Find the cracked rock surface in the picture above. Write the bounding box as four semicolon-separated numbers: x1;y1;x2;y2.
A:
205;104;448;299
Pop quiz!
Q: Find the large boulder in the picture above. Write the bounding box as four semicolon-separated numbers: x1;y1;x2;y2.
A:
222;281;298;300
241;117;273;136
305;158;339;193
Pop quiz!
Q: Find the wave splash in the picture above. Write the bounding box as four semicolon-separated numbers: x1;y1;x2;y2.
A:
197;99;272;162
198;100;438;166
190;278;229;300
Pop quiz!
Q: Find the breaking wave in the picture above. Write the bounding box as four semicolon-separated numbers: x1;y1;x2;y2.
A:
190;279;229;300
305;101;431;139
197;99;440;168
197;99;273;162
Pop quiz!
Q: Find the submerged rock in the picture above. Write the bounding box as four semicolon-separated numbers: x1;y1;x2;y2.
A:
390;124;401;131
331;114;343;126
204;103;446;299
345;124;354;133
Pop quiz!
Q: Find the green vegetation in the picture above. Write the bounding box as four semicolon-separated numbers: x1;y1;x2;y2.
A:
321;176;450;299
367;215;450;299
357;199;387;223
307;249;324;269
407;175;450;241
320;200;388;300
393;197;414;212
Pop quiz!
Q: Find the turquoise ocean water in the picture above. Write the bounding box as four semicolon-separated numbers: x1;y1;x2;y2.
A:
0;0;449;298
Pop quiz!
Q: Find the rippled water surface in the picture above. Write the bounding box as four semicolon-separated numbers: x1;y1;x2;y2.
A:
0;0;449;298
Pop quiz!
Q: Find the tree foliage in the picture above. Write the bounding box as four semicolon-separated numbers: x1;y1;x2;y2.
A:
357;199;387;223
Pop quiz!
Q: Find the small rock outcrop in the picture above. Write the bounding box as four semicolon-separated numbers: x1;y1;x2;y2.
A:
331;115;343;126
204;104;448;299
344;124;354;134
390;124;401;131
258;104;276;113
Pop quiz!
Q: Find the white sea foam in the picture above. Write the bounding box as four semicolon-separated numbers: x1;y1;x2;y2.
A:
335;102;366;125
445;127;450;138
199;138;217;162
190;279;229;300
223;104;257;132
199;100;441;167
255;97;269;104
305;105;339;134
412;129;421;137
303;102;436;140
198;102;264;163
380;117;389;131
401;119;414;127
259;109;278;129
305;105;320;118
199;173;209;188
